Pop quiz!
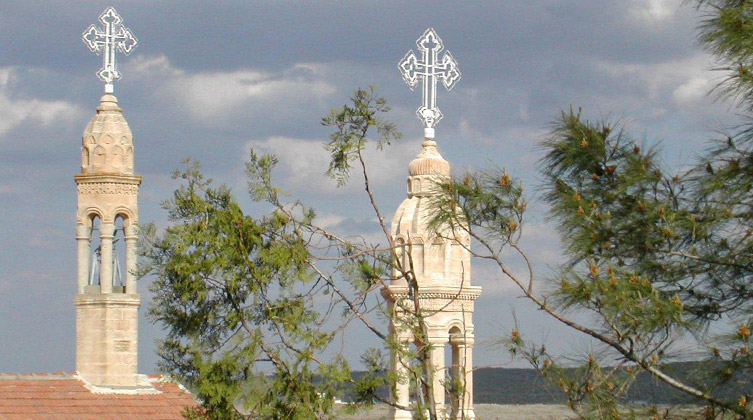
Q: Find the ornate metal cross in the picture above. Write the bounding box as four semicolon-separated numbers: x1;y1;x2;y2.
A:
398;28;461;139
82;7;138;93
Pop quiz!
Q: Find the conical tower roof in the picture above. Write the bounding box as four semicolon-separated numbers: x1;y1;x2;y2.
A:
408;140;450;177
80;94;134;175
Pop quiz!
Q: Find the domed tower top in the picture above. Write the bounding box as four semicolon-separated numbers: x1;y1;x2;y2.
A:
80;94;134;175
406;139;449;198
391;138;469;282
408;139;449;177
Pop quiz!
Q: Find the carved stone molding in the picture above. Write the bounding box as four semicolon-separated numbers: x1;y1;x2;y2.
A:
78;183;139;196
415;298;475;312
389;292;478;313
388;291;480;301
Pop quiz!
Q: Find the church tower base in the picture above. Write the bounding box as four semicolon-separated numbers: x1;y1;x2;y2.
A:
75;293;140;387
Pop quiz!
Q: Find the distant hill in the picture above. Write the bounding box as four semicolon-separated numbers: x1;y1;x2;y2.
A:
473;366;694;405
474;361;749;405
336;361;748;405
474;367;564;404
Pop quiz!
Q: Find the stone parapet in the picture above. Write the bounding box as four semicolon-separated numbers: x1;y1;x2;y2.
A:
74;173;142;185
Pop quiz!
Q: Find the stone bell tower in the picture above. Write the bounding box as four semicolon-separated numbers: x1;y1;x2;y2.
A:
75;7;141;388
384;28;481;419
383;140;481;419
74;93;141;388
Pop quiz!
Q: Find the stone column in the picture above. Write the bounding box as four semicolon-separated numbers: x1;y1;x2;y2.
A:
390;342;413;419
456;341;475;419
124;224;138;294
428;340;446;419
390;334;412;420
99;222;114;293
450;343;461;417
76;224;91;294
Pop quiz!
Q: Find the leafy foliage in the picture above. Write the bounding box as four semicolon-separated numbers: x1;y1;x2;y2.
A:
142;89;463;419
697;0;753;111
322;86;401;186
141;160;350;419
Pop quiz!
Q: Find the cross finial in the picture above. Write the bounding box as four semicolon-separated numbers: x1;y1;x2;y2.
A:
82;7;138;94
398;28;461;139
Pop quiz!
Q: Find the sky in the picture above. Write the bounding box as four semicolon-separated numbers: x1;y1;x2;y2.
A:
0;0;739;373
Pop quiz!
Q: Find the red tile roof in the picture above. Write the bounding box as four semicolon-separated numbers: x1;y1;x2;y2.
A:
0;373;197;420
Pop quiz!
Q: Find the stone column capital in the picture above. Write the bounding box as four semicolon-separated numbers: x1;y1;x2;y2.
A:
449;327;474;345
450;336;475;347
124;224;139;238
76;224;91;239
99;223;115;239
426;336;448;346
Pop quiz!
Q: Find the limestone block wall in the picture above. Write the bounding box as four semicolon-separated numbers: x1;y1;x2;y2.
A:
75;294;139;387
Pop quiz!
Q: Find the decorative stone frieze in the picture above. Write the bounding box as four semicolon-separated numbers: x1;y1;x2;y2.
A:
77;183;139;196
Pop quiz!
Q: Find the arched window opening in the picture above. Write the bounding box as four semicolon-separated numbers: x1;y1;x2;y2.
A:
88;216;102;288
112;215;127;293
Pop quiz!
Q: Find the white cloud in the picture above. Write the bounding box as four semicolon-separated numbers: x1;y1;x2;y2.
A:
246;135;419;196
0;67;83;141
519;102;530;121
247;136;332;192
672;76;712;105
316;213;347;229
311;211;388;247
125;55;338;124
176;70;335;120
128;54;184;78
519;221;566;267
472;259;522;295
628;0;680;24
594;53;715;111
455;117;547;174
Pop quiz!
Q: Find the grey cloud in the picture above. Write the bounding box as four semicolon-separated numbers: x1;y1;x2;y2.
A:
0;0;739;372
